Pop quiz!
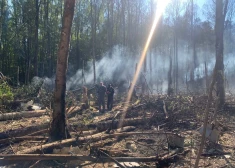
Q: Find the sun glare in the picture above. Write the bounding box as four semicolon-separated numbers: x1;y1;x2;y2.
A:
119;0;171;127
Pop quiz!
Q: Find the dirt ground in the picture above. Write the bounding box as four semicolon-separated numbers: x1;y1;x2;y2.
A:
1;93;235;168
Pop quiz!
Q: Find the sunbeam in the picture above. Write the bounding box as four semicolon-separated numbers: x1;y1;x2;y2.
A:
119;0;171;127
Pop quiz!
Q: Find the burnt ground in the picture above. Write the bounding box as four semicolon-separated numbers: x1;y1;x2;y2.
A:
0;93;235;168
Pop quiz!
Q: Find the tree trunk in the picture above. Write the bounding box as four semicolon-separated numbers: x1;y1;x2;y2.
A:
49;0;75;141
168;54;173;95
121;0;126;45
107;1;114;57
34;0;39;77
214;0;228;108
205;62;208;94
91;0;96;84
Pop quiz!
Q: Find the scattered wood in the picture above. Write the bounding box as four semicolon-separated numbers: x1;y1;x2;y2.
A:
0;136;48;144
70;129;98;136
159;148;180;160
0;148;183;166
99;148;130;156
201;152;231;157
0;123;49;139
26;129;48;136
67;106;82;118
0;154;156;165
0;110;48;121
1;91;234;168
0;117;148;141
17;126;136;154
163;100;169;119
156;148;180;167
105;111;121;133
98;149;126;168
85;117;151;131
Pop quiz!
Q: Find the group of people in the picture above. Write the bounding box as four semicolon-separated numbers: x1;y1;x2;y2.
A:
97;82;115;113
81;81;139;113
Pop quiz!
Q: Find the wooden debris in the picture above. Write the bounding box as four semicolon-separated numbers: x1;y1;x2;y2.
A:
98;149;126;168
0;110;48;121
0;117;149;140
201;152;231;157
0;147;183;166
85;117;151;131
163;100;169;119
0;123;49;139
0;154;156;163
0;136;48;144
17;126;136;154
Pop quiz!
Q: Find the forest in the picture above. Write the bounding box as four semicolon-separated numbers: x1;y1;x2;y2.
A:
0;0;235;167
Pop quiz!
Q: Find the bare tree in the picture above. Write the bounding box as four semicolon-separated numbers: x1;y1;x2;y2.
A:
91;0;96;84
34;0;39;76
50;0;75;141
214;0;228;108
194;0;229;167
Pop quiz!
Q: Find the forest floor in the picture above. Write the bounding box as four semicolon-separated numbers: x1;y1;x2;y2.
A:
0;92;235;168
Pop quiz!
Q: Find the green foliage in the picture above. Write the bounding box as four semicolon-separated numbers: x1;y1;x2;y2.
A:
0;81;14;104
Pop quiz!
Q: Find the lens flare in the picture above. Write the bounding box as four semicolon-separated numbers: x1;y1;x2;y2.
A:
119;0;171;127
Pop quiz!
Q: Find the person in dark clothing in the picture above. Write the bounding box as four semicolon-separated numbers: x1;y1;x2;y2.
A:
107;84;114;110
98;82;106;112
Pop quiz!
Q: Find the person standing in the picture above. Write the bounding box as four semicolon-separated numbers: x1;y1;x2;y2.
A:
107;84;114;110
98;82;106;112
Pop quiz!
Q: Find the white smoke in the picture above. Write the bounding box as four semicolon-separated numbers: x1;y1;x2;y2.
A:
39;44;234;94
67;46;139;90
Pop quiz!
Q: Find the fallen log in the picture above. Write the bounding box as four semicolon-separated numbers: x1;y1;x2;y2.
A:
17;130;181;154
98;131;181;137
79;117;151;131
0;123;49;139
0;130;98;145
26;129;48;136
201;152;231;157
98;149;126;168
0;154;175;164
70;130;98;136
0;154;157;166
0;117;143;140
0;136;48;144
67;106;82;118
0;115;172;143
17;126;136;154
0;149;182;166
0;110;48;121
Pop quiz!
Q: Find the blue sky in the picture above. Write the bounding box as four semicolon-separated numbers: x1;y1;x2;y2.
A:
197;0;205;8
197;0;206;20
